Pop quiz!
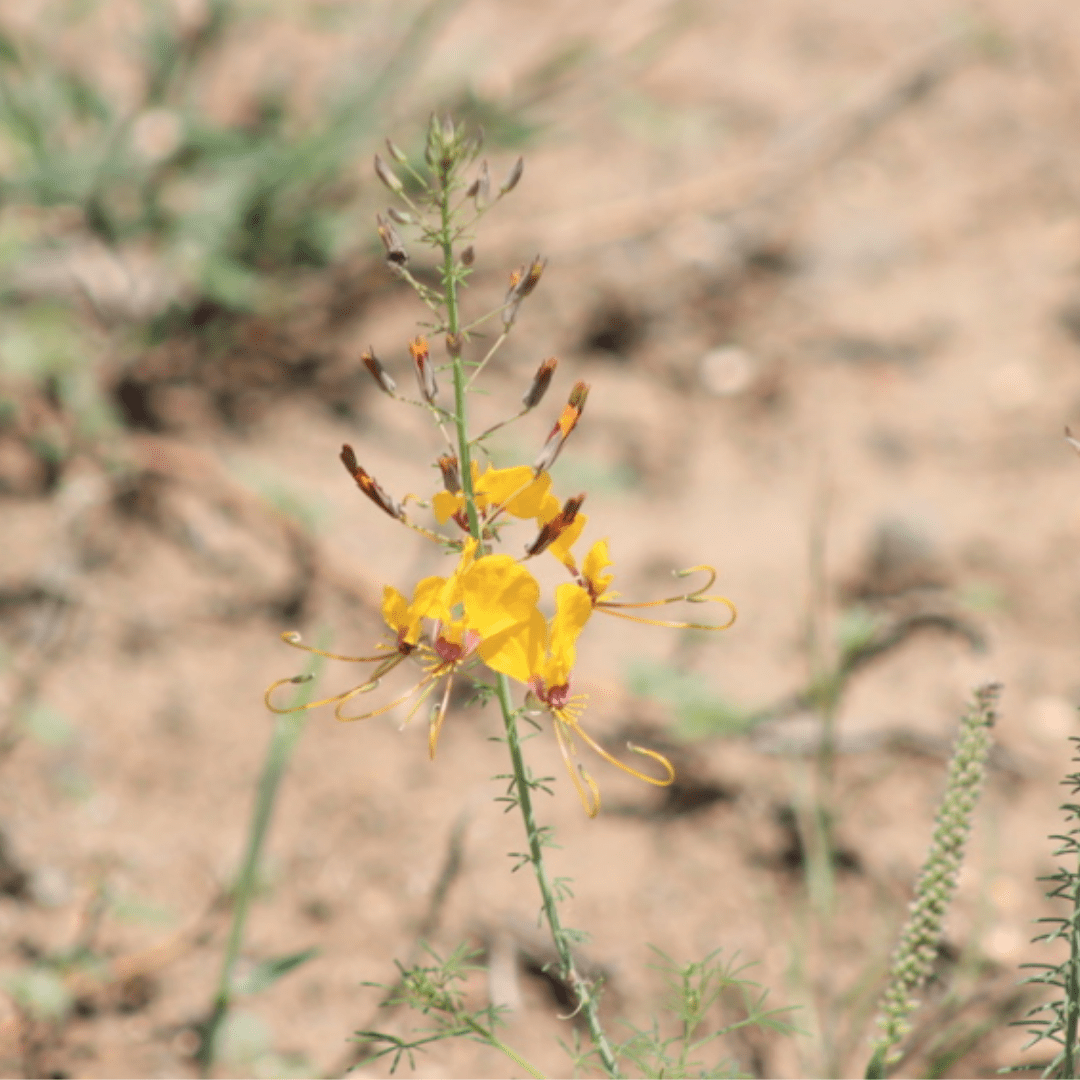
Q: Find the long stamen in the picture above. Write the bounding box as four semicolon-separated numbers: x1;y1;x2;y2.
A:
428;675;455;759
596;596;737;632
265;673;382;716
278;630;389;664
560;715;675;788
553;721;601;818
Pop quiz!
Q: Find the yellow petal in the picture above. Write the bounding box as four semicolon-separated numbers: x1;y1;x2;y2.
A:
381;585;409;633
407;575;449;634
582;539;615;598
432;490;463;524
477;466;552;519
536;492;561;526
481;607;546;683
548;512;588;569
543;582;593;684
461;555;541;639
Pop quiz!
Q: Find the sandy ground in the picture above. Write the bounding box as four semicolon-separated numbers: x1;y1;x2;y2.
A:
5;1;1080;1076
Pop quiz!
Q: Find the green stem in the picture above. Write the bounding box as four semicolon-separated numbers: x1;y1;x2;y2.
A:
197;644;326;1075
435;166;619;1077
438;179;481;541
495;674;620;1078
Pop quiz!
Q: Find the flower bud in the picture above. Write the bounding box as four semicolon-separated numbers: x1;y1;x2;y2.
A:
373;153;404;195
534;380;588;473
385;138;408;164
525;494;586;558
437;454;461;493
362;348;397;395
522;357;558;409
500;156;524;196
445;332;463;359
460;245;475;267
340;444;404;520
376;213;407;265
409;336;438;404
387;206;414;225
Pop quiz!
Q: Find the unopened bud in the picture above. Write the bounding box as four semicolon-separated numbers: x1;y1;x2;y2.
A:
362;349;396;395
409;336;438;404
534;380;589;473
437;454;461;493
441;114;456;144
526;494;586;558
340;444;404;520
461;245;475;267
500;156;524;196
376;213;407;265
445;332;463;359
387;206;414;225
374;153;404;195
522;357;558;409
385;139;408;164
469;161;491;207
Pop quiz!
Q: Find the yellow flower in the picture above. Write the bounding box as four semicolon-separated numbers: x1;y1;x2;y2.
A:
524;582;674;818
266;543;548;761
576;539;738;631
433;462;553;528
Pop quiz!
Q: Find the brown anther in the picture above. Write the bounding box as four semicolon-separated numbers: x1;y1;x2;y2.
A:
373;154;404;195
437;454;461;493
376;213;407;265
522;357;558;409
362;348;397;395
525;494;586;558
340;444;404;520
500;156;524;196
409;336;438;404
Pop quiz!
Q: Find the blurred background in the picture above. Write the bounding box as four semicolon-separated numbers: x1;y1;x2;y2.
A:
2;0;1080;1076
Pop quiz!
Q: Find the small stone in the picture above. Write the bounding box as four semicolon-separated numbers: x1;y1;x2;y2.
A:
699;346;756;397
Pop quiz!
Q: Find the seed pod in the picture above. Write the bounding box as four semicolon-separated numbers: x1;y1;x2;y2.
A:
362;348;397;395
522;357;558;409
373;154;404;195
500;156;524;196
526;494;586;558
376;213;407;265
461;245;475;267
340;444;404;520
438;454;461;493
409;336;438;404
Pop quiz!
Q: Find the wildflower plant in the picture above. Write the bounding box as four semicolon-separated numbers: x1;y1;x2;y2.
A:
266;115;737;1073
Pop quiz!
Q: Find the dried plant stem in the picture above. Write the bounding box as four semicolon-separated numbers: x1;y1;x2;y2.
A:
197;643;326;1076
433;161;620;1079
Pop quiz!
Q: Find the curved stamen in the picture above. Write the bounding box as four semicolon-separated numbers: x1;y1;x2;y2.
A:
597;594;737;631
553;721;601;818
265;671;384;715
428;675;455;759
279;630;388;664
558;714;675;788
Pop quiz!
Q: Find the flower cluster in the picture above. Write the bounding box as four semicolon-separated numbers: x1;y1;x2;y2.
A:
267;400;736;815
266;118;736;816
